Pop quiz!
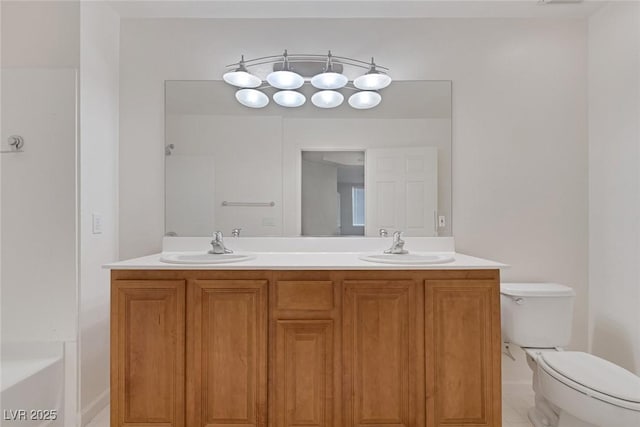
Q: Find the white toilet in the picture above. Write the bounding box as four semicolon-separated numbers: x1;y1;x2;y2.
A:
500;283;640;427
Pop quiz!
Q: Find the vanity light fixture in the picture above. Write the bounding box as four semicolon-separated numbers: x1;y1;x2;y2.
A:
223;55;262;88
310;51;348;90
223;50;391;109
266;50;305;90
353;58;392;91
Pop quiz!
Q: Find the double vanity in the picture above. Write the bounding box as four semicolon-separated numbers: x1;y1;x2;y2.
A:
107;236;505;427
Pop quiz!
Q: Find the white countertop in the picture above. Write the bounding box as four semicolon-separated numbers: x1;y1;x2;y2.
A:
104;251;507;270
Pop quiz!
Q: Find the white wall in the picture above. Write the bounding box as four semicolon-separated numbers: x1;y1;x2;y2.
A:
1;68;78;342
1;2;81;424
79;1;120;423
119;19;589;366
1;0;79;343
588;1;640;375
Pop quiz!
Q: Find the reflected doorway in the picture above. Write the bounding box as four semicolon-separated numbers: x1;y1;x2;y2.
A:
301;151;365;236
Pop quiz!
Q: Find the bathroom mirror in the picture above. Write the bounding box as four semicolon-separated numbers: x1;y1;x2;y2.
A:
165;80;451;237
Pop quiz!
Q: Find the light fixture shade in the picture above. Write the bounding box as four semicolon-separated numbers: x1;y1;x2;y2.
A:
273;90;306;107
266;70;304;90
311;90;344;108
353;72;392;90
310;72;348;89
348;91;382;109
235;89;269;108
223;70;262;88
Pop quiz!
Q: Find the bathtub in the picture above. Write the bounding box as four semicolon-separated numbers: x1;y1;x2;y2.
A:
1;342;64;427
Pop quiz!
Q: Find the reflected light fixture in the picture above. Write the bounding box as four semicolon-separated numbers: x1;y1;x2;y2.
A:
348;91;382;110
311;90;344;108
223;51;391;109
273;90;306;107
235;88;269;108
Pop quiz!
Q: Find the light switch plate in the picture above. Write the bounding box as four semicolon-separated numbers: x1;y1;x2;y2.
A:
92;214;103;234
438;216;446;228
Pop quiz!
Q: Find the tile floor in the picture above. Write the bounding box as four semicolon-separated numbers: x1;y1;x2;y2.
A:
86;383;535;427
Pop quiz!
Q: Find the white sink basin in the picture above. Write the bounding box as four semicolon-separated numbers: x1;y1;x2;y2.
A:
160;253;255;265
359;253;455;265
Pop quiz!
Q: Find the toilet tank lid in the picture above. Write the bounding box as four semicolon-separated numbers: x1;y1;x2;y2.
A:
500;282;575;297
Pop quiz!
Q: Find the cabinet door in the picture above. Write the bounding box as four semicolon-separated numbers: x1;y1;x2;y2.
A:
425;280;501;427
343;280;424;427
111;280;185;427
187;280;268;427
275;320;334;427
271;277;340;427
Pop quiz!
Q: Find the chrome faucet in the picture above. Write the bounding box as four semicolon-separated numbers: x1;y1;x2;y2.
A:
231;228;241;237
384;231;408;254
378;228;388;237
209;231;233;254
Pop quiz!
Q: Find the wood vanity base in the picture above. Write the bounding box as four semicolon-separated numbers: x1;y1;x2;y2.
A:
111;269;501;427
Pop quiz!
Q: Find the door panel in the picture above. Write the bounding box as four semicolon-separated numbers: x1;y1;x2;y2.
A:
343;280;424;427
111;280;185;427
365;147;438;236
187;280;268;427
275;320;334;427
425;281;501;427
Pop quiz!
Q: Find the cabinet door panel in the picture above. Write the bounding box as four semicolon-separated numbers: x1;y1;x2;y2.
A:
111;280;185;427
343;280;424;427
425;281;501;427
275;320;334;427
187;280;267;427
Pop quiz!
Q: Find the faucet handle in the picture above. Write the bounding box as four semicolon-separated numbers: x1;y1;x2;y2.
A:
378;228;388;237
232;228;241;237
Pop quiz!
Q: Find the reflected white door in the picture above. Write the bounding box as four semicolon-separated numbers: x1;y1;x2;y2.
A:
365;147;438;236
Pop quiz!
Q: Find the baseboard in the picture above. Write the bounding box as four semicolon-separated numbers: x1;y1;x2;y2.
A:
81;389;109;427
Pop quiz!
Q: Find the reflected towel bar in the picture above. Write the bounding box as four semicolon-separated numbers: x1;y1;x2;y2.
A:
222;201;275;207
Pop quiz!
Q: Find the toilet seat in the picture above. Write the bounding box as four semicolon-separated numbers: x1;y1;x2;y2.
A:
537;351;640;411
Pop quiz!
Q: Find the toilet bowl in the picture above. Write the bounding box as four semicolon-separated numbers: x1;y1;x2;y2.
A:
501;283;640;427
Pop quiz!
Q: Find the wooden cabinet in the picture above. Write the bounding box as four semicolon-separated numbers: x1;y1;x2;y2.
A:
343;280;424;427
111;270;501;427
425;280;502;427
187;280;267;427
110;280;185;427
271;276;340;427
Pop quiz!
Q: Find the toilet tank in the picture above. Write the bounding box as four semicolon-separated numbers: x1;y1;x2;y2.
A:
500;283;575;348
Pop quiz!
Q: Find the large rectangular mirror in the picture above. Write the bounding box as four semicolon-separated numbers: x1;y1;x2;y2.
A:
165;80;451;237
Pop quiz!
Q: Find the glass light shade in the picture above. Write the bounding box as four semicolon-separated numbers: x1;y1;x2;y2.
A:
223;70;262;88
348;91;382;109
266;70;304;90
311;90;344;108
235;89;269;108
273;90;306;107
353;72;392;90
310;72;348;89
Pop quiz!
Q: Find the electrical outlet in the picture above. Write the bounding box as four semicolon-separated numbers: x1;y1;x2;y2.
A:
438;216;446;228
92;214;104;234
